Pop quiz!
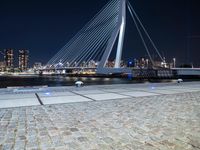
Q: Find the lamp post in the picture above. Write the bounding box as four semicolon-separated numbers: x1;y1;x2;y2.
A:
146;59;149;68
173;58;176;68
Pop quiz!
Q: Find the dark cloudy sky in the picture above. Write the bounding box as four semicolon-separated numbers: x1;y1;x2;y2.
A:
0;0;200;66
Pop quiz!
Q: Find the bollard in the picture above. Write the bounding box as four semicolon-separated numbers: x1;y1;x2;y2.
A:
177;79;183;83
75;81;84;87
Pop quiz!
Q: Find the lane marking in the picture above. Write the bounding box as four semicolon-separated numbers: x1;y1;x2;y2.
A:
70;91;96;101
35;93;44;105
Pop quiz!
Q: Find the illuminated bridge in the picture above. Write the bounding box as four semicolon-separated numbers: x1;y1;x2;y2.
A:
45;0;164;75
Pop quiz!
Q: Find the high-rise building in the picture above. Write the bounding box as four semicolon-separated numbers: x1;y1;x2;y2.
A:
4;49;14;70
0;61;5;72
19;49;29;71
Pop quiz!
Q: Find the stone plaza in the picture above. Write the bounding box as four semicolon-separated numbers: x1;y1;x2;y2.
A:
0;82;200;150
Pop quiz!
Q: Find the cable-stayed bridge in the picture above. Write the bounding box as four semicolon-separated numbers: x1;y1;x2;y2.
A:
45;0;164;75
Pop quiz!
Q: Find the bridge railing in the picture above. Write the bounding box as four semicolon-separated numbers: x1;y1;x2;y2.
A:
132;68;175;79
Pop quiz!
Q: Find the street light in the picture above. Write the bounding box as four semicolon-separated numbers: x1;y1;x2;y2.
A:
173;58;176;68
146;59;149;68
128;61;132;67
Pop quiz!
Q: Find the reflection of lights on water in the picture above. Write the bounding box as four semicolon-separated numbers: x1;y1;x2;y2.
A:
127;74;132;79
91;78;96;81
104;78;110;81
65;77;70;80
81;77;87;81
151;87;155;90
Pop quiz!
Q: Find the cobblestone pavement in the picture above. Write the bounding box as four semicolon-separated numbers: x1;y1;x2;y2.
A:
0;91;200;149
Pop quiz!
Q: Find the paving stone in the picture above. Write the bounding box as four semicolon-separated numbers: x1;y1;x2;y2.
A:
62;131;72;136
84;93;130;101
70;128;79;132
77;136;88;142
41;95;91;105
14;140;25;150
2;143;13;150
0;83;200;150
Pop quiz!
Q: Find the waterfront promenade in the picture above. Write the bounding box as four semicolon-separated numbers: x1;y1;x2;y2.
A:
0;82;200;149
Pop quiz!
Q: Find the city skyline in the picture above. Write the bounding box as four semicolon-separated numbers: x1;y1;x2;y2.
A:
0;49;29;71
0;0;200;66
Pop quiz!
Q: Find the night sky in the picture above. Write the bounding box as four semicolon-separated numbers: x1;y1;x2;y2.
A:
0;0;200;67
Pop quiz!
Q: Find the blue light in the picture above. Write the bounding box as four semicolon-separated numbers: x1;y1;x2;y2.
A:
128;73;132;79
45;92;51;96
151;87;155;90
128;61;132;65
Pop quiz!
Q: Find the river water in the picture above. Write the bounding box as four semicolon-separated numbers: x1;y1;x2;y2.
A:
0;75;174;88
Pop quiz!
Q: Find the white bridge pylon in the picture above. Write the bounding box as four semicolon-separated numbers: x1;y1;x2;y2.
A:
97;0;127;74
47;0;163;74
114;0;126;68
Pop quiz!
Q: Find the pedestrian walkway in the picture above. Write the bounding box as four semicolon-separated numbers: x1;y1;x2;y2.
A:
0;82;200;108
0;82;200;149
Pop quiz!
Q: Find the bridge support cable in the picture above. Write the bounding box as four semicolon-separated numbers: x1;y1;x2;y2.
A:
71;18;118;67
85;0;119;31
127;4;154;65
97;0;126;70
46;0;165;74
47;0;118;66
85;37;110;65
61;5;119;65
47;0;120;67
67;14;118;66
127;1;164;62
57;16;118;66
68;19;118;66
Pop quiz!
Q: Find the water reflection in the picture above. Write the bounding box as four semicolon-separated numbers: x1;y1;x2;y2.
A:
0;75;182;88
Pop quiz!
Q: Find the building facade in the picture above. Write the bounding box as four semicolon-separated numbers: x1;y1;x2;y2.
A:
4;49;14;71
0;61;5;72
19;50;29;71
